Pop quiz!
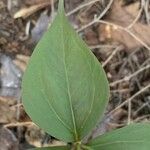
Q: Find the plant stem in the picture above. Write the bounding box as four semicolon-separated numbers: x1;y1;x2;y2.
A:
81;145;93;150
77;144;81;150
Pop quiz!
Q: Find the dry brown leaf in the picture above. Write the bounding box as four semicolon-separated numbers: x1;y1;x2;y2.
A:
13;54;30;72
16;54;30;63
84;28;99;45
14;2;50;19
99;0;150;50
108;0;140;27
0;96;16;105
0;97;16;123
25;124;45;147
125;2;140;17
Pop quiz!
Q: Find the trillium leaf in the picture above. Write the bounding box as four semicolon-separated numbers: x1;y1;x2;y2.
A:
88;123;150;150
31;146;70;150
22;0;109;142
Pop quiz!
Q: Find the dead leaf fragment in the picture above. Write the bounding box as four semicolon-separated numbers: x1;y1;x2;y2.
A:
25;124;45;147
99;1;150;50
125;2;140;18
14;2;50;18
0;97;16;124
84;28;99;45
0;128;19;150
13;54;30;72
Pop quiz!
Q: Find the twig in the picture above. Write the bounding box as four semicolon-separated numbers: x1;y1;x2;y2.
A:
7;0;11;11
133;101;150;117
111;89;130;93
141;58;150;67
127;6;143;29
134;114;150;122
4;122;35;128
67;0;100;16
77;0;114;32
128;58;142;90
143;0;150;24
102;46;122;67
127;100;131;125
89;44;117;50
25;21;31;36
118;48;140;75
126;0;145;29
10;103;23;108
108;84;150;116
110;64;150;87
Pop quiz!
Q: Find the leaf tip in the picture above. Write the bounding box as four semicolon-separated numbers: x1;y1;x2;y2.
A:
58;0;65;13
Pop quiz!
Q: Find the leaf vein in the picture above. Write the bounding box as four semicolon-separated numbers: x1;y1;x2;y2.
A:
40;65;73;133
60;15;78;140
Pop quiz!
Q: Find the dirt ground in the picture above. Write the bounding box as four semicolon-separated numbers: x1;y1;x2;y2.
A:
0;0;150;149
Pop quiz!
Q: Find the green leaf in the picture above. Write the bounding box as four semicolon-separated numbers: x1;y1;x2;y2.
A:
88;123;150;150
31;146;69;150
22;0;109;142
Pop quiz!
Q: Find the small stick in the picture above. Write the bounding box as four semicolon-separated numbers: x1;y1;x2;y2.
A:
102;46;123;67
108;84;150;116
4;122;35;128
67;0;100;16
77;0;114;32
110;64;150;87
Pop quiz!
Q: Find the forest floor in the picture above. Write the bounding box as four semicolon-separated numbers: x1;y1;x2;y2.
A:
0;0;150;149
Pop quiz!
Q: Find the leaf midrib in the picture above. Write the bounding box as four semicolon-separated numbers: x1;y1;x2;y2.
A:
60;14;78;141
